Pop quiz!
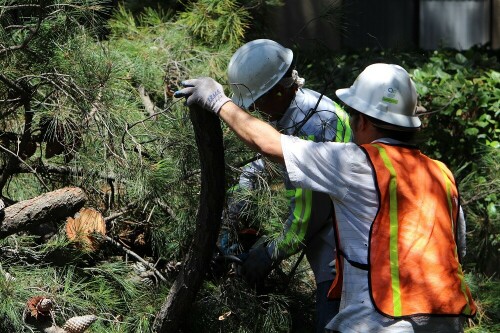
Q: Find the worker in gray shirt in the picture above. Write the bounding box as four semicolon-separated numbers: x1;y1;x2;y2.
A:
220;39;351;332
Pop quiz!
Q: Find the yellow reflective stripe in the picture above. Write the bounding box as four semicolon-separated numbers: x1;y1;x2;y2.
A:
227;184;240;194
334;102;352;142
436;161;472;315
280;135;314;254
373;144;402;316
280;187;313;253
435;161;455;232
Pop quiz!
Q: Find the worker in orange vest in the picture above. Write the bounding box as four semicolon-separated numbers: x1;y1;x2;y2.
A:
175;63;476;332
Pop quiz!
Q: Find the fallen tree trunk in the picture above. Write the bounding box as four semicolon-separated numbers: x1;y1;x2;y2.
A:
0;187;87;239
153;105;226;333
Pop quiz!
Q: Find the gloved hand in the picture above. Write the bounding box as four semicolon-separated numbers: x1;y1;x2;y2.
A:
174;77;231;114
329;259;337;275
239;243;274;287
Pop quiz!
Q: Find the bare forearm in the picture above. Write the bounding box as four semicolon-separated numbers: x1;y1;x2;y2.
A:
219;102;284;164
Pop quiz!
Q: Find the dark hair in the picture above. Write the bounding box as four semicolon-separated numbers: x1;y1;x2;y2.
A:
348;107;420;144
367;114;420;143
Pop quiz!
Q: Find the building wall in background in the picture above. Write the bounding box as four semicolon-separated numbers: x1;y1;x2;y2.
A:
494;0;500;48
420;0;490;50
340;0;418;50
265;0;499;50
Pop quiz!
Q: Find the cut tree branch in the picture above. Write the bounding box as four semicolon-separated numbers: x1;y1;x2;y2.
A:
0;187;87;239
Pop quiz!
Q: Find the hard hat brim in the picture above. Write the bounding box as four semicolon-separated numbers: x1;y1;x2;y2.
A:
336;88;421;129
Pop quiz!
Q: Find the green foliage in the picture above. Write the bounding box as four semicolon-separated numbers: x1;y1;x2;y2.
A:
0;234;168;332
186;279;295;332
457;146;499;276
412;49;500;165
177;0;250;48
465;273;500;332
1;2;233;331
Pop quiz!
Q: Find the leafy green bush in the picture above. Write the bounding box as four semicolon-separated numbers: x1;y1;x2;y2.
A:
413;49;499;164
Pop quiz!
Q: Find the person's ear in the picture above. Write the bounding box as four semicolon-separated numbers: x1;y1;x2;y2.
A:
359;114;370;130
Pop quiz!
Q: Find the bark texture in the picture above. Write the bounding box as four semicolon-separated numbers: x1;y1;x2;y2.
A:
0;187;87;238
153;106;226;332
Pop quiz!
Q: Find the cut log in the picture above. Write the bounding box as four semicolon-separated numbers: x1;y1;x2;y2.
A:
0;187;87;239
153;105;226;332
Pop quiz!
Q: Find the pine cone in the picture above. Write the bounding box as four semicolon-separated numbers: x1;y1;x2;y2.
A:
26;296;52;319
62;315;97;333
37;298;53;312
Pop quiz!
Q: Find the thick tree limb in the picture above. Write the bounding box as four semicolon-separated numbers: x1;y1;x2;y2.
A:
0;187;87;239
153;105;226;333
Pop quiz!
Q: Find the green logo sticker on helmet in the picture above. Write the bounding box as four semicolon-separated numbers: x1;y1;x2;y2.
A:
382;96;399;104
383;87;398;104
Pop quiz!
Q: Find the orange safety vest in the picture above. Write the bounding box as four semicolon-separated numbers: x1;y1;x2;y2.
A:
328;142;476;318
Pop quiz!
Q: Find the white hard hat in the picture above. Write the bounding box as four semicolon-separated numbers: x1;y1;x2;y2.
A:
336;63;421;129
228;39;293;109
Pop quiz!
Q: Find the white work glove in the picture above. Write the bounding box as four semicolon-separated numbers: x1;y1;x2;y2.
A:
174;77;231;115
329;259;337;275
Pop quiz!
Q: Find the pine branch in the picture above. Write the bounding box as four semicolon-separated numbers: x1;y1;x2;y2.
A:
0;144;49;191
104;235;166;282
138;85;161;117
154;104;226;333
0;163;117;183
0;4;43;56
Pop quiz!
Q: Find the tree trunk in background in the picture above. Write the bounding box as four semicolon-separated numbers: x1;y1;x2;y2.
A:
0;187;87;239
153;105;226;333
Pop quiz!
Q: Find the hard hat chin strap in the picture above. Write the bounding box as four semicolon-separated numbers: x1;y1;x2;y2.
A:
278;70;305;89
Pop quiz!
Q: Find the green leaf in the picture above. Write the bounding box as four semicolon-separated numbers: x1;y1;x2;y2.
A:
487;140;499;148
436;69;451;81
487;202;497;219
455;51;467;62
464;127;479;136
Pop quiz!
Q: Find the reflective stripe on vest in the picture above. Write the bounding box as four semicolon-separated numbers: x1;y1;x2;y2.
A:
363;143;476;318
334;102;352;143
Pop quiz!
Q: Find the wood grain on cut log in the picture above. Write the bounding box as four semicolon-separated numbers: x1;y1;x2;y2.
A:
0;187;87;239
153;105;226;333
